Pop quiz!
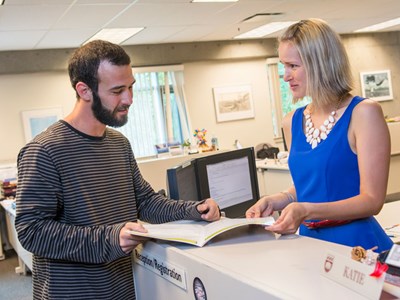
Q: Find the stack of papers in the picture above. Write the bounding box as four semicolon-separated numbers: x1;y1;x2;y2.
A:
385;224;400;238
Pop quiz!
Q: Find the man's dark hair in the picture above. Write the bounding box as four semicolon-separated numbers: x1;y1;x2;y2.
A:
68;40;131;98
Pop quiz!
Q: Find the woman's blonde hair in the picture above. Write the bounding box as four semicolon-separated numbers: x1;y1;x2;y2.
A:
279;18;353;108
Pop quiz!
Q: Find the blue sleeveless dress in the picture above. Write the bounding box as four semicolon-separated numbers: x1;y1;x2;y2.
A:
289;96;393;252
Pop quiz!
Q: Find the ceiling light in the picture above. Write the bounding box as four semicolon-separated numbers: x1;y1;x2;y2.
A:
1;0;5;5
191;0;238;2
355;17;400;32
84;28;144;45
242;13;283;23
234;21;296;39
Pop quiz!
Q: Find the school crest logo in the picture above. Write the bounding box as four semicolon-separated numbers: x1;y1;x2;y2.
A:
324;254;335;273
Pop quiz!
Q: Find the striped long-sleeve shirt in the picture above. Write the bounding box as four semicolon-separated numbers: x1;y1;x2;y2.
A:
15;120;203;300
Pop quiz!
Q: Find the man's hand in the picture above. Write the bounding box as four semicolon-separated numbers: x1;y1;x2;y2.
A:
197;198;221;221
119;222;149;254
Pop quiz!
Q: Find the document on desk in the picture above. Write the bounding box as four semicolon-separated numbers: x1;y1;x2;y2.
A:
128;217;275;247
385;224;400;237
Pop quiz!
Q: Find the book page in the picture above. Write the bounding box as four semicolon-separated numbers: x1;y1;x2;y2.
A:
128;220;207;246
202;217;274;245
128;217;274;247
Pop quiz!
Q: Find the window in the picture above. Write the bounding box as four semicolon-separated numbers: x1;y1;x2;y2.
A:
115;66;192;158
266;58;310;139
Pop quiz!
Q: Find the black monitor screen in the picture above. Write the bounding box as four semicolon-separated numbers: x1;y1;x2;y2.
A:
196;148;259;218
281;128;288;151
167;159;199;201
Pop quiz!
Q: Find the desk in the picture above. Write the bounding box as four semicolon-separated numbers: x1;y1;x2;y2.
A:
388;122;400;156
256;159;292;196
137;150;223;193
0;162;17;260
0;211;4;260
256;156;400;198
133;226;395;299
386;122;400;195
1;200;32;274
375;199;400;243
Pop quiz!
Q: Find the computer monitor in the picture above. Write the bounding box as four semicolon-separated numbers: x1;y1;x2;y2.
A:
167;148;260;218
167;159;199;201
281;127;288;152
195;148;259;217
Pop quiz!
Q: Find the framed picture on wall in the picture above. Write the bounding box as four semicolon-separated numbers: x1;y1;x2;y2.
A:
212;84;254;122
360;70;393;101
22;108;63;143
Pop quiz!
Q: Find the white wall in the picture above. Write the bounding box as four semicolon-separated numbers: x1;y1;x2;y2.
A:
343;34;400;116
0;59;278;162
184;58;276;151
1;34;400;164
0;72;75;161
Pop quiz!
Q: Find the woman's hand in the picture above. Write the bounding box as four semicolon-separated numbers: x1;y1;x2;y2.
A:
246;196;274;218
266;202;307;234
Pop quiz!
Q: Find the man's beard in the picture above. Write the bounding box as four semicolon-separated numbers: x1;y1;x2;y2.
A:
91;91;129;128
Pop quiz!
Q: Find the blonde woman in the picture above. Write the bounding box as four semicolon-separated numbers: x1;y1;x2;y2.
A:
247;19;392;252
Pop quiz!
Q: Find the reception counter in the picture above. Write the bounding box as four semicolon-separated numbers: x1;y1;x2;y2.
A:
132;225;396;300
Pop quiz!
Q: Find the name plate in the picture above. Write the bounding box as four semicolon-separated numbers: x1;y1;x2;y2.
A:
320;250;385;299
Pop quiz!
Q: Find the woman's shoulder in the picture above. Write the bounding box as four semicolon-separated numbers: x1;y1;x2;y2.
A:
283;109;296;120
282;110;296;128
353;98;384;119
284;105;307;119
350;98;387;139
282;106;307;136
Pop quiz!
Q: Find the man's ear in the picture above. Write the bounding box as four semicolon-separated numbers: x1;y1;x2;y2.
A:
75;82;92;101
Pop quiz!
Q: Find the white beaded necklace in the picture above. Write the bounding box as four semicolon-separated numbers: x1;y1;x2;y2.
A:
304;97;345;149
305;110;336;149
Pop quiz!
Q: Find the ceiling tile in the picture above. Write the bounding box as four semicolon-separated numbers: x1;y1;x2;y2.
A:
0;0;400;51
0;30;46;50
